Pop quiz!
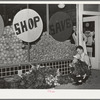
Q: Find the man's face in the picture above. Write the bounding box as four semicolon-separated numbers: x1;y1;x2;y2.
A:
73;26;76;32
76;48;83;55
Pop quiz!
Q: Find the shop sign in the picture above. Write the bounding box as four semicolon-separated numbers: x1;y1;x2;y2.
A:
13;9;43;42
49;12;72;42
0;15;4;37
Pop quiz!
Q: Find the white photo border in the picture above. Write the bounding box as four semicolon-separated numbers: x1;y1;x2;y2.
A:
0;1;100;99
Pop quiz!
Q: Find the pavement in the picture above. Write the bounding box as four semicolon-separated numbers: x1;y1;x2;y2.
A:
55;69;100;89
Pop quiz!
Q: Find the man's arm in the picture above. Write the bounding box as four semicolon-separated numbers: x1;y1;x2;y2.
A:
84;54;91;67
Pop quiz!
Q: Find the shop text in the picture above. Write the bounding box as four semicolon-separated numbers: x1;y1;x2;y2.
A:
14;16;40;35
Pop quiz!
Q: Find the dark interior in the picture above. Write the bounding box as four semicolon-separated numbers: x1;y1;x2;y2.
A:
0;4;76;32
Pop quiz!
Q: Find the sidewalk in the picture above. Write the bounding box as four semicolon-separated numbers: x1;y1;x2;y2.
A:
55;69;100;89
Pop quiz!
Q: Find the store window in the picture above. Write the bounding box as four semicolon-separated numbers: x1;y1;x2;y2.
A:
49;4;76;42
0;4;46;64
83;4;100;12
83;20;95;57
29;4;46;32
0;4;77;77
0;4;46;31
0;4;76;66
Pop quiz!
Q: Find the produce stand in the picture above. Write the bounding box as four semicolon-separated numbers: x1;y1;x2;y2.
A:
0;4;77;89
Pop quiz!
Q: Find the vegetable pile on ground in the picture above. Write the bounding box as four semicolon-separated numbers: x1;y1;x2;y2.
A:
2;65;71;89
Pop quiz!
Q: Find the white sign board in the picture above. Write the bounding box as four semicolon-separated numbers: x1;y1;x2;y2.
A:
13;9;43;42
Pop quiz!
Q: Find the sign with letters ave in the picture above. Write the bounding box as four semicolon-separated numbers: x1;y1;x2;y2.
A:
49;12;72;42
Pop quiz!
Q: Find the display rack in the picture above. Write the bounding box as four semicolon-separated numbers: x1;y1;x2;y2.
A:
0;58;72;78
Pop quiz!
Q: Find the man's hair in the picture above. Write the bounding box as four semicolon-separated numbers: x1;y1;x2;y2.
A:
76;45;84;51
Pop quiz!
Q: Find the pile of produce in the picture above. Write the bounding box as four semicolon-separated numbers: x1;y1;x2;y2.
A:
30;32;76;62
2;65;71;89
19;65;59;89
0;25;76;64
0;25;28;64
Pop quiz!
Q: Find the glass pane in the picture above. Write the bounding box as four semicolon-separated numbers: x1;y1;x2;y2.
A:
84;4;99;12
83;21;95;57
49;4;76;42
0;4;46;64
29;4;46;32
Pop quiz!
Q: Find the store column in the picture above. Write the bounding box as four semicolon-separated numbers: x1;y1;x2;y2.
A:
77;4;83;46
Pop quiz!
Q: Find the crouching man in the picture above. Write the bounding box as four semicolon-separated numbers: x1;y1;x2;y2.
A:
69;45;91;85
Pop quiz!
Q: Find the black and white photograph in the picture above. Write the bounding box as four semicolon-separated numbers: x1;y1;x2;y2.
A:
0;0;100;99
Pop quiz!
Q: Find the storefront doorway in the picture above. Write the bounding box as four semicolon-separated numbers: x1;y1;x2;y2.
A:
78;4;100;69
83;16;99;69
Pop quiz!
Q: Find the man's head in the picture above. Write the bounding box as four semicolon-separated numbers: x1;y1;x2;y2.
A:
73;26;76;32
76;45;84;55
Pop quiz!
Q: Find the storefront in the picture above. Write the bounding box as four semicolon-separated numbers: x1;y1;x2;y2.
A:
78;4;100;69
0;3;100;89
0;4;77;78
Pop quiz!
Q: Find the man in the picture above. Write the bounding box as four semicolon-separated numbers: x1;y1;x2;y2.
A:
76;45;91;68
75;45;92;84
69;45;91;85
